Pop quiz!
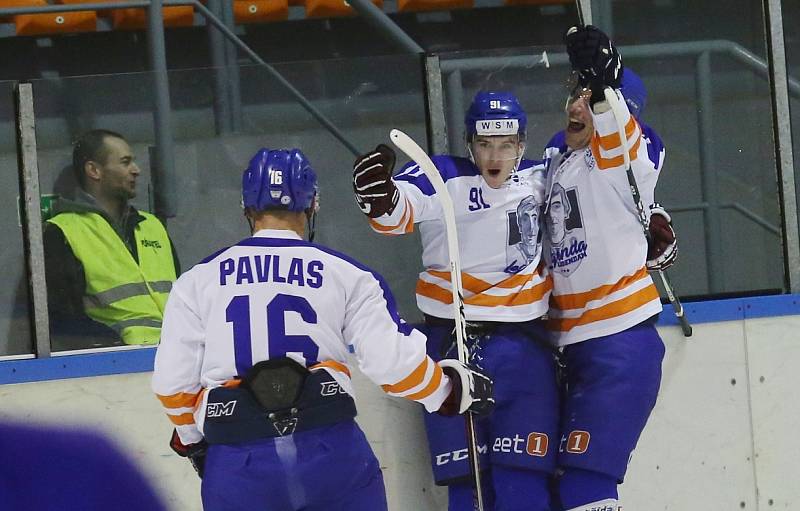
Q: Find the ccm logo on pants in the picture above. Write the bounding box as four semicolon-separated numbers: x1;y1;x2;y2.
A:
435;444;489;466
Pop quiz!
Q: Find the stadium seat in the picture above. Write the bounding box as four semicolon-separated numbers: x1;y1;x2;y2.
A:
396;0;472;13
233;0;289;24
5;0;97;36
104;0;195;30
57;0;110;18
304;0;382;18
0;0;43;22
15;10;96;35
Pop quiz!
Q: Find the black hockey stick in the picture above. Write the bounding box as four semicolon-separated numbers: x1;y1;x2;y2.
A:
604;88;692;337
390;128;487;511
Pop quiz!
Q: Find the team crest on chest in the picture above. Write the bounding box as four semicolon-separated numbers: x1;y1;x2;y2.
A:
546;184;588;276
583;148;596;170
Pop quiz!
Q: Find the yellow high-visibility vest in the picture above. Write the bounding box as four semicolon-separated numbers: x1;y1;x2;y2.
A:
47;210;177;345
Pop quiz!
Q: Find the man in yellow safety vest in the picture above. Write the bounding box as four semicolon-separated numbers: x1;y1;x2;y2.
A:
44;129;179;350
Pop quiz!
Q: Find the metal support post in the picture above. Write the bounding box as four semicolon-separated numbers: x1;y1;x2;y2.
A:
14;83;51;358
765;0;800;293
696;51;723;292
347;0;424;54
207;0;233;134
424;55;449;155
147;0;177;218
445;69;465;157
220;0;242;131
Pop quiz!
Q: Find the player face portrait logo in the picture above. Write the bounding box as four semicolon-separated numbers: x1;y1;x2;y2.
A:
504;194;543;274
546;184;588;276
516;195;541;262
547;184;571;246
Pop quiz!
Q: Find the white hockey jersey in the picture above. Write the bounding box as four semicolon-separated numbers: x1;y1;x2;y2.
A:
152;229;452;445
369;156;551;322
543;91;666;346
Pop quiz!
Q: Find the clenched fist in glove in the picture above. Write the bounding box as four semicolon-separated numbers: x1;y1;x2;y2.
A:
565;25;623;105
353;144;400;218
437;359;495;417
647;203;678;271
170;429;208;478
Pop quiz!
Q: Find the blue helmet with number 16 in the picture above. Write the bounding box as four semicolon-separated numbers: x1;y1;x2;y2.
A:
242;148;318;213
464;91;527;141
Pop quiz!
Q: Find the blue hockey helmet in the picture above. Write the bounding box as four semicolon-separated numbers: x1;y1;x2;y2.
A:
464;91;527;140
620;68;647;120
242;148;318;213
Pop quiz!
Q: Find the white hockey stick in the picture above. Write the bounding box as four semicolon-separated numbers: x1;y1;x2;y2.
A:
389;128;486;511
604;88;693;337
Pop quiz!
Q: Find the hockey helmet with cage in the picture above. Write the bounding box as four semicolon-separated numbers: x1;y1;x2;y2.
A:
620;68;647;120
242;148;318;213
464;91;527;141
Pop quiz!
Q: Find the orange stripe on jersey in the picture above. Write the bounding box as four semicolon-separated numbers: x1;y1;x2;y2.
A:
597;116;637;151
417;271;550;307
416;278;455;304
311;360;352;378
405;363;444;401
157;391;201;409
167;412;196;426
369;198;414;234
548;283;659;332
551;267;650;311
592;135;641;170
223;379;242;388
465;278;552;307
427;269;535;295
382;358;428;394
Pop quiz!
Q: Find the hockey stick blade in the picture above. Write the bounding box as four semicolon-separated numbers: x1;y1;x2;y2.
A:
389;128;486;511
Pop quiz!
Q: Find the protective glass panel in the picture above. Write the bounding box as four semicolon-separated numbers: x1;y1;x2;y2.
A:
0;81;34;357
29;53;427;352
437;0;784;299
596;0;784;297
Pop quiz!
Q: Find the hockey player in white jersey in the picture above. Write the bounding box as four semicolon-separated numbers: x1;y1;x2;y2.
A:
353;93;559;511
152;148;493;511
541;25;678;511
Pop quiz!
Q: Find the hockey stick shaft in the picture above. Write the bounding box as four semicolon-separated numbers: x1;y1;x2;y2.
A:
389;128;485;511
603;88;693;337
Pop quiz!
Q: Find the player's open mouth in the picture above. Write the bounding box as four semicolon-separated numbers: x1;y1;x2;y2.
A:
487;168;501;177
567;120;585;132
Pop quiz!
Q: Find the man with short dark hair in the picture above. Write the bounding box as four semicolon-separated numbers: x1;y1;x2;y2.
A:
44;129;179;350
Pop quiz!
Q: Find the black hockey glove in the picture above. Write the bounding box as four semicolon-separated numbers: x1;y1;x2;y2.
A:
170;429;208;479
353;144;400;218
565;25;623;106
437;359;494;417
647;203;678;271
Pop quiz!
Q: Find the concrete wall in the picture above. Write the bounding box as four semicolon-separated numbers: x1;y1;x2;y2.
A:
2;311;799;510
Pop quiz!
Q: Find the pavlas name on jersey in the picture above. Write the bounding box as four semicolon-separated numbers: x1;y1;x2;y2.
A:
219;255;324;287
